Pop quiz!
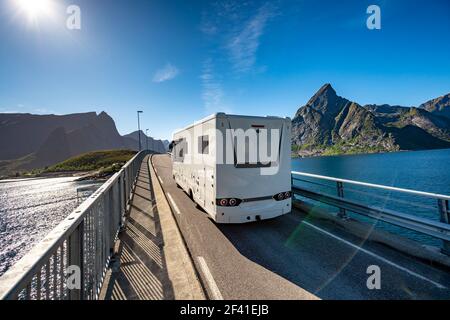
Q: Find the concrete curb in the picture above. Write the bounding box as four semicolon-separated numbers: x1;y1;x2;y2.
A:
293;200;450;270
148;155;206;300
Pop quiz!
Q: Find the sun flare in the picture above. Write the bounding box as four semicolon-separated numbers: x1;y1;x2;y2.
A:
15;0;55;22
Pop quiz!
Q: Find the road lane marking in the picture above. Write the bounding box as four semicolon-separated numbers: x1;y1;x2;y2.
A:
302;221;447;289
167;193;181;215
158;176;164;185
197;256;223;300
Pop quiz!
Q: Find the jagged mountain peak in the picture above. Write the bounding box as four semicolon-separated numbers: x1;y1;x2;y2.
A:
300;83;349;118
419;93;450;119
316;83;335;95
96;111;114;122
309;83;336;101
98;110;109;117
292;85;450;156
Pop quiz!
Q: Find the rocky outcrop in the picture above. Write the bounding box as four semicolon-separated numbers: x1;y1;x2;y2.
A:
419;93;450;119
0;112;97;160
292;84;450;156
123;131;167;153
0;111;167;175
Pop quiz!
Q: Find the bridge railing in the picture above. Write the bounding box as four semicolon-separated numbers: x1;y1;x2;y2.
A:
0;151;150;300
291;171;450;255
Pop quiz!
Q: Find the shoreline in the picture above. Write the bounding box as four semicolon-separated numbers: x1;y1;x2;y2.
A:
292;147;450;159
0;170;111;182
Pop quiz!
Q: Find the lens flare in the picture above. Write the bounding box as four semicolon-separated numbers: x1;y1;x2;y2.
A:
15;0;55;22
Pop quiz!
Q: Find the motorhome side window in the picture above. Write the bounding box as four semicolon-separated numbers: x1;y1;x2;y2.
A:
198;135;209;154
173;138;188;162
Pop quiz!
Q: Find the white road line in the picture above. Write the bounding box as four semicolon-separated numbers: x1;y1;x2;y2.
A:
197;256;224;300
158;176;164;185
167;193;181;215
302;221;447;289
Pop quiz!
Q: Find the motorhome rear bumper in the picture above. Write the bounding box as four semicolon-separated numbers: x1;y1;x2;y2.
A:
214;199;291;224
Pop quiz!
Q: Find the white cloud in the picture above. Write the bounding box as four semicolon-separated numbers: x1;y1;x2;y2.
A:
0;108;19;113
201;59;232;114
198;2;276;113
200;2;276;74
227;3;275;73
34;108;51;114
152;63;179;83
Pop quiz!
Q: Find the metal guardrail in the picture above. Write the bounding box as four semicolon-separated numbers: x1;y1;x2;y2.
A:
291;171;450;255
76;185;99;204
0;151;149;300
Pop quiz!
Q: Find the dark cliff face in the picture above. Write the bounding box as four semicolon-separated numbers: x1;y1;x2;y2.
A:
292;84;353;146
123;130;167;153
0;112;98;160
419;93;450;119
292;85;450;155
0;111;159;174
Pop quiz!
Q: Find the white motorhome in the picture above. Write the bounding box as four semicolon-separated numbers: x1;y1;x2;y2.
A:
171;113;291;223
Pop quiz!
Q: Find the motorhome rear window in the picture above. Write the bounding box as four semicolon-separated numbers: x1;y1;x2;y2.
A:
173;138;188;162
232;128;280;168
235;162;273;168
198;135;209;154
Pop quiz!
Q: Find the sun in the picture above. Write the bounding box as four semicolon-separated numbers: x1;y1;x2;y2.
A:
15;0;55;22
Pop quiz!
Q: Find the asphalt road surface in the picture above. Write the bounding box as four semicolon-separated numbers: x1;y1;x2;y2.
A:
151;154;450;300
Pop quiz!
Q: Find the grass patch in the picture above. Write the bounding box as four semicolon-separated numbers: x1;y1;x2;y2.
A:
45;150;137;173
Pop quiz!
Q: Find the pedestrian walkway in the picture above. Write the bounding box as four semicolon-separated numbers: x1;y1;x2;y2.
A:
99;155;203;300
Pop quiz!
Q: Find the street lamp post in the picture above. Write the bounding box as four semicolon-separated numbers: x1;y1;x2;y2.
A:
137;110;143;151
146;129;149;151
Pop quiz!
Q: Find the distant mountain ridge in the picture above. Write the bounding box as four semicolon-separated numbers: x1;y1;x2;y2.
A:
419;93;450;119
123;130;166;154
292;84;450;156
0;111;167;176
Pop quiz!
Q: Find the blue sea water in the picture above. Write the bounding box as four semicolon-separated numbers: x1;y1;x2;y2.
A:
292;148;450;247
0;177;102;276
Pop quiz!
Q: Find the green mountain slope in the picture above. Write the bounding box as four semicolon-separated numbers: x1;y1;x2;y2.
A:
292;84;450;157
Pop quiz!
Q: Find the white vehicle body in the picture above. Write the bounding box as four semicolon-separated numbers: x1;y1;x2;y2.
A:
171;113;292;224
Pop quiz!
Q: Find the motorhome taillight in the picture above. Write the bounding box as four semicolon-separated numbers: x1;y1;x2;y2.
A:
217;198;242;207
273;192;291;201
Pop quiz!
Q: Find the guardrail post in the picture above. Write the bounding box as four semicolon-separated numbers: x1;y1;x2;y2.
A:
336;181;348;219
68;222;84;300
438;199;450;255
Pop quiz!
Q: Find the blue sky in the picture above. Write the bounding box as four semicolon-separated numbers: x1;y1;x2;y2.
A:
0;0;449;140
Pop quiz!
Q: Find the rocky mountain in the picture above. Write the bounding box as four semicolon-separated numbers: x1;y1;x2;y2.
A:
0;111;166;176
0;112;98;160
123;131;166;153
419;93;450;119
292;84;450;156
162;140;170;151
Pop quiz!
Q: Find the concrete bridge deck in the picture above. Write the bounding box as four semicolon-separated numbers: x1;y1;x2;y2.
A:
100;154;450;300
150;154;450;300
99;155;204;300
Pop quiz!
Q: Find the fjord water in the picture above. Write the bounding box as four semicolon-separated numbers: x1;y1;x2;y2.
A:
292;148;450;247
0;177;102;276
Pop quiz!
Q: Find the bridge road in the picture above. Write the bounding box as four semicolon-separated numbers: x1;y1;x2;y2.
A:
151;154;450;300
